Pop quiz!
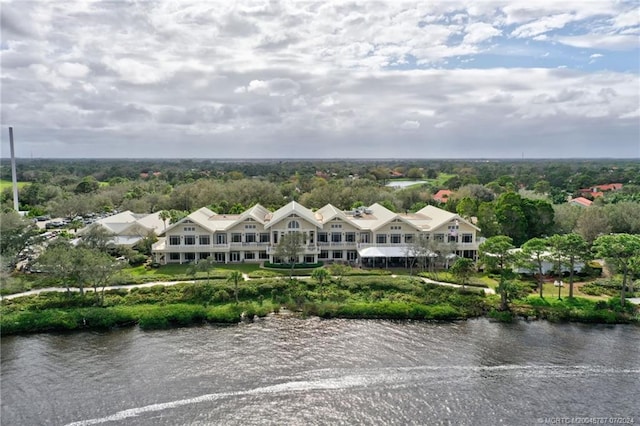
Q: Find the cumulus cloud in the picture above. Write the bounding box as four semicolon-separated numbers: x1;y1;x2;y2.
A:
0;0;638;158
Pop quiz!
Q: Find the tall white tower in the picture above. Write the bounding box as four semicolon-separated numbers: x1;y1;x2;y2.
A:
9;127;19;211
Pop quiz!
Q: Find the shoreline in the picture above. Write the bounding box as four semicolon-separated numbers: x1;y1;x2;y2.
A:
1;278;637;336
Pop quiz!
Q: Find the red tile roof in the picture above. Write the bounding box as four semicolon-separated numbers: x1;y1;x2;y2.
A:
433;189;453;203
569;197;593;207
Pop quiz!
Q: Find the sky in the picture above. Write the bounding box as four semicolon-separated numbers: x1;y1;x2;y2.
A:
1;0;639;159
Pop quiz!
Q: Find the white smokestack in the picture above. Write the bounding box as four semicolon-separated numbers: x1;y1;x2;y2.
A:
9;127;19;212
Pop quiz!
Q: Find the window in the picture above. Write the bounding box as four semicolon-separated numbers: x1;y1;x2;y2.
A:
404;234;414;243
184;226;195;232
319;250;329;259
331;232;342;243
318;232;328;242
376;234;387;244
232;233;242;243
245;224;256;229
214;253;226;262
199;235;210;245
331;223;342;229
184;253;195;262
230;252;240;262
462;234;473;243
390;234;401;244
184;235;195;245
169;236;180;245
347;251;358;261
259;251;269;260
260;233;270;243
288;220;300;229
332;251;343;259
390;225;402;230
244;252;255;260
245;233;256;243
199;253;210;260
434;233;444;242
169;253;180;261
345;232;355;242
216;234;227;244
304;255;315;263
360;233;370;243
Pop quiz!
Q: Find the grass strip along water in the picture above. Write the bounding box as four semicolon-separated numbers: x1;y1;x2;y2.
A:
1;276;637;335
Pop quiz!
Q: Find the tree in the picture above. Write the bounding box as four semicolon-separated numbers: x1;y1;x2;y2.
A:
159;210;171;231
450;258;474;288
0;211;41;272
519;237;549;298
495;192;528;245
226;270;244;304
35;243;106;296
476;202;500;238
311;267;329;286
592;234;640;306
89;250;122;305
78;224;114;252
456;197;477;219
557;233;589;299
533;180;551;194
311;268;330;300
327;263;350;285
575;207;611;244
274;231;306;279
521;199;555;239
547;235;566;300
188;257;216;284
74;176;100;194
480;235;515;310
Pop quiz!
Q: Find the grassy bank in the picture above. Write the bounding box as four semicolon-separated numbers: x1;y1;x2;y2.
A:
1;275;637;335
0;277;493;335
510;295;638;324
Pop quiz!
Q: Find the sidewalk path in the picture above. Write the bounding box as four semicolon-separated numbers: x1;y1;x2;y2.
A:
1;273;495;300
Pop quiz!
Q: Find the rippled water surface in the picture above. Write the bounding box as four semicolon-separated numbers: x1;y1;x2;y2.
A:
1;318;639;425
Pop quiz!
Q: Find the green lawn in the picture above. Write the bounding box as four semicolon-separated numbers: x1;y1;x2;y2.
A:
0;180;27;191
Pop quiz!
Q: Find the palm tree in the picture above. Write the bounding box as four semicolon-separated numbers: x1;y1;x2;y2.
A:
159;210;171;231
227;270;244;304
311;268;329;300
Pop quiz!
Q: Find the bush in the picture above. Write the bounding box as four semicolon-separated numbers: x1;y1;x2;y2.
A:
128;253;148;266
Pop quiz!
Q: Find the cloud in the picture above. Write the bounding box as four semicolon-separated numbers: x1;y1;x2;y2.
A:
399;120;420;130
557;34;639;51
511;13;577;38
57;62;90;79
463;22;501;44
0;0;638;159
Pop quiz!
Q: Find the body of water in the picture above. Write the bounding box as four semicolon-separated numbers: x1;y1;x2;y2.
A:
1;317;638;425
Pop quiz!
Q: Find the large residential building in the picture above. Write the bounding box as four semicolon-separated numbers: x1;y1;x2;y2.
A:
151;201;481;266
79;210;166;247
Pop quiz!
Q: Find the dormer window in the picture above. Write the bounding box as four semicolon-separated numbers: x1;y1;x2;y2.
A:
288;220;300;229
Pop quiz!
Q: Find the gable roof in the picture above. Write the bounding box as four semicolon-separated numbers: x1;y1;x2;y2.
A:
569;197;593;207
433;189;453;203
316;203;355;224
415;205;480;232
264;201;321;229
163;207;219;234
236;204;270;224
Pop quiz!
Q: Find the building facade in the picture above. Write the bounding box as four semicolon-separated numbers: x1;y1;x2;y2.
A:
151;201;481;266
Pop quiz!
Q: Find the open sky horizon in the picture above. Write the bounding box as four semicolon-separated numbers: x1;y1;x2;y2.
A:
1;0;639;159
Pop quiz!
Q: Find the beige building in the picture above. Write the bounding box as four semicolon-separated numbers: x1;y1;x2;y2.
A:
151;201;481;266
